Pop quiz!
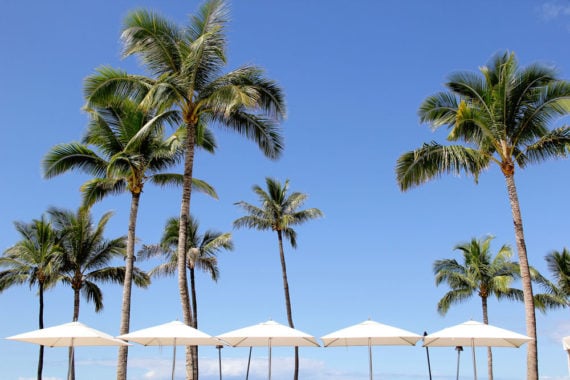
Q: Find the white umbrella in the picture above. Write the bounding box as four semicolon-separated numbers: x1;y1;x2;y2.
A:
217;320;320;379
321;319;422;380
423;320;532;380
6;321;128;380
118;320;222;380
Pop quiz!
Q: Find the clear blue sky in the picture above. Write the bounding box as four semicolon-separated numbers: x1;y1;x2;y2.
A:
2;1;570;379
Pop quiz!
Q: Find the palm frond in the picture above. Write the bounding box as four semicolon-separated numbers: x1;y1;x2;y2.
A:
43;143;108;179
396;142;490;191
122;10;183;76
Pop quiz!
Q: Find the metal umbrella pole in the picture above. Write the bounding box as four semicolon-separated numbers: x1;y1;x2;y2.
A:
245;346;252;380
455;346;463;380
424;332;432;380
217;345;223;380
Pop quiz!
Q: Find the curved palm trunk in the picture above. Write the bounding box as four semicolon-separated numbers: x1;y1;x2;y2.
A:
37;282;45;380
116;191;141;380
504;174;538;380
276;230;298;380
481;296;493;380
179;120;196;380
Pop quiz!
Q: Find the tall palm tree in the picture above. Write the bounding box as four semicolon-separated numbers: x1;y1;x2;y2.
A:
233;177;323;380
434;236;524;380
0;216;61;380
48;206;149;380
139;215;233;328
396;51;570;380
545;248;570;302
84;2;286;377
42;97;217;380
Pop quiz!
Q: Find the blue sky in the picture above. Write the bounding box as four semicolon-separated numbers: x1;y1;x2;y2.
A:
2;0;570;379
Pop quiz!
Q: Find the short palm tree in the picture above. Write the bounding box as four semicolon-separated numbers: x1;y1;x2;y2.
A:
48;206;149;380
396;51;570;380
0;216;61;380
434;236;523;380
42;97;216;379
85;3;286;377
234;177;323;380
139;215;233;328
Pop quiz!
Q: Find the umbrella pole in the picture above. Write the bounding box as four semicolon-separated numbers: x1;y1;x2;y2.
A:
471;339;477;380
217;345;223;380
246;347;252;380
423;332;432;380
171;339;177;380
268;339;272;380
368;337;373;380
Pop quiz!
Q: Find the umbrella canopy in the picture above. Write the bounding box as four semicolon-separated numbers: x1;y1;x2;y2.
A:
6;321;128;347
423;320;531;348
118;320;220;346
6;321;127;380
321;319;422;380
322;319;422;347
217;320;319;380
423;320;532;380
217;320;320;347
118;320;221;380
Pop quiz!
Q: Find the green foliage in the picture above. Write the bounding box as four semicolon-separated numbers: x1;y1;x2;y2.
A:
397;51;570;189
434;236;522;315
138;215;233;280
234;177;323;248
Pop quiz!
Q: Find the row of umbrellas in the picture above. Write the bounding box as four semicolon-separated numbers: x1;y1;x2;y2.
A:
6;319;532;380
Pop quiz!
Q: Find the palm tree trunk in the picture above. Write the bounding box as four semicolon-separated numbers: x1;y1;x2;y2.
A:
37;283;44;380
276;231;298;380
116;191;141;380
179;120;196;380
504;173;538;380
481;296;493;380
190;266;199;377
69;287;81;380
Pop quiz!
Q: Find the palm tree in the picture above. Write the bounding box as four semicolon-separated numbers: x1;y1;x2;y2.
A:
48;206;149;380
0;216;61;380
42;97;217;380
139;215;233;328
84;2;286;377
545;248;570;302
233;177;323;379
434;236;524;380
396;51;570;380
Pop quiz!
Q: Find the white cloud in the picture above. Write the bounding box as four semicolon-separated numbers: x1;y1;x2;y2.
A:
539;2;570;21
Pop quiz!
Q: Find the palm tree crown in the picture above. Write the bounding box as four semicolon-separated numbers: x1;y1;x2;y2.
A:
434;236;522;316
234;178;323;248
48;206;148;320
397;52;570;189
